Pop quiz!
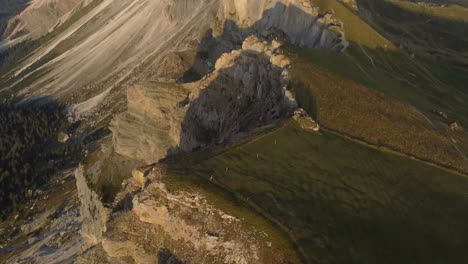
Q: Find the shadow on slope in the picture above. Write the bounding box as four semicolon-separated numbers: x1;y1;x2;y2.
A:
173;0;468;174
165;119;468;264
178;2;346;83
177;50;293;152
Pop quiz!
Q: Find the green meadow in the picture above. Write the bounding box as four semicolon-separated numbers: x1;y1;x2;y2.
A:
167;120;468;263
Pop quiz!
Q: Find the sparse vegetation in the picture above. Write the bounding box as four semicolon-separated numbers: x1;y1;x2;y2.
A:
0;40;41;76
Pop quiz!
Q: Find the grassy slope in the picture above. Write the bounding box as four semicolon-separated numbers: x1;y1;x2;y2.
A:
166;120;468;264
311;0;396;49
290;45;468;126
307;0;468;126
289;0;468;173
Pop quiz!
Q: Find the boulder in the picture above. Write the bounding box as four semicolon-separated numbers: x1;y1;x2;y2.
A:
132;168;149;189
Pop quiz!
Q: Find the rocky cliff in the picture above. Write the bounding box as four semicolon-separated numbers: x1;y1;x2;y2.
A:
111;36;297;164
2;0;468;263
77;165;301;263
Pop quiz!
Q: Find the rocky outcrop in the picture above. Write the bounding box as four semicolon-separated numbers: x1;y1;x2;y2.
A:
87;166;301;264
110;82;191;164
75;138;143;247
217;0;348;50
75;163;108;247
111;36;296;164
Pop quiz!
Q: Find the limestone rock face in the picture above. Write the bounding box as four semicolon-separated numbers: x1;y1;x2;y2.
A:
111;36;296;164
75;163;108;247
180;37;297;150
92;167;301;264
218;0;348;50
132;168;150;189
111;82;191;164
75;139;143;247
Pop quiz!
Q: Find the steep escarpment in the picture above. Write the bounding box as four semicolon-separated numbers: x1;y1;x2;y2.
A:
75;138;143;247
2;0;468;263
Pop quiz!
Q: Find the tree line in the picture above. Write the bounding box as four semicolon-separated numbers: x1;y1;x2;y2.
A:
0;101;79;219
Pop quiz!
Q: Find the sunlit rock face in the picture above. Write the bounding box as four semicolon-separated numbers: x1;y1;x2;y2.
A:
111;36;296;164
218;0;347;50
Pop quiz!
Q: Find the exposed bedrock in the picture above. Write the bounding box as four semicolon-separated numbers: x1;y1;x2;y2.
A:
108;0;347;163
111;36;297;164
95;165;301;264
217;0;347;50
75;140;143;247
75;163;108;247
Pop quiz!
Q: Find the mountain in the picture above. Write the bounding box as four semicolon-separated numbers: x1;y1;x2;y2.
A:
0;0;467;263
